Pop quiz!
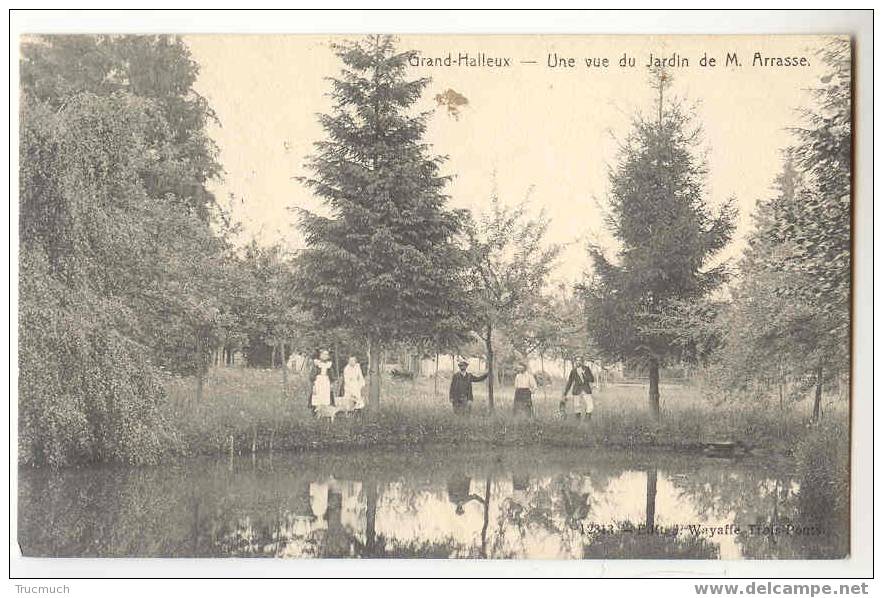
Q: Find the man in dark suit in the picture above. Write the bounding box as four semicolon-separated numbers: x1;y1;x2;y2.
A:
449;359;488;415
562;356;595;420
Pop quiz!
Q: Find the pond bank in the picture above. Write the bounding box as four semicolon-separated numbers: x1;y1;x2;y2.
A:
156;368;847;465
166;405;841;466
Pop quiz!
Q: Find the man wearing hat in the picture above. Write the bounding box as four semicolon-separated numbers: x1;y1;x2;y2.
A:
449;359;488;415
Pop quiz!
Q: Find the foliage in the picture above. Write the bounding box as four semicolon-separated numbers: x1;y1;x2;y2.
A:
21;34;220;217
19;252;169;467
789;39;852;329
18;34;226;464
296;35;472;405
792;419;850;557
711;39;851;407
536;284;597;362
582;72;735;414
464;186;561;405
231;242;305;366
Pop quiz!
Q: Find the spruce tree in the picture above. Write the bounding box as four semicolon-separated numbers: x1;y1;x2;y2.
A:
584;70;735;419
297;35;470;408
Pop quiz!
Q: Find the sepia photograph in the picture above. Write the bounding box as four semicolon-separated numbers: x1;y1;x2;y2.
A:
9;10;872;581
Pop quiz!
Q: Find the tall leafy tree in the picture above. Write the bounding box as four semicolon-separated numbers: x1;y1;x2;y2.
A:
584;71;735;419
784;39;852;417
465;189;560;410
296;35;470;408
19;94;171;465
20;35;227;384
789;38;851;328
234;242;307;380
19;35;227;463
713;159;816;401
21;35;220;217
716;40;852;421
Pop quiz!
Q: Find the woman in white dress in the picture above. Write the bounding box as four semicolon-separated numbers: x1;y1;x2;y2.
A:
310;349;335;412
341;356;366;410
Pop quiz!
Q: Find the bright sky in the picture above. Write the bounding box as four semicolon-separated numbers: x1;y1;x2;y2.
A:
186;35;837;283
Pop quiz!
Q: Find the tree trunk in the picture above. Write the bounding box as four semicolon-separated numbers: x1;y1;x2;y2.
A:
196;370;205;403
368;335;381;409
195;334;205;402
648;359;661;420
281;341;288;391
778;374;786;411
645;468;658;530
333;340;340;381
539;352;547;401
811;364;823;423
485;324;495;412
433;352;439;398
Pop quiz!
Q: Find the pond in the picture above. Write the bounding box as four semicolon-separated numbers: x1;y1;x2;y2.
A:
17;447;847;559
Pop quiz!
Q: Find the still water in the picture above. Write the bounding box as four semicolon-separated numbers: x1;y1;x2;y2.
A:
18;447;846;559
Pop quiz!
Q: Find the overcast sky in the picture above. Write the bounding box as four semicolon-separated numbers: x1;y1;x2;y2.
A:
186;34;837;283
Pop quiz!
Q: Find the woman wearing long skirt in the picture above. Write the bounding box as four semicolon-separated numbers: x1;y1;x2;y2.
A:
309;349;335;413
341;356;366;411
513;362;538;417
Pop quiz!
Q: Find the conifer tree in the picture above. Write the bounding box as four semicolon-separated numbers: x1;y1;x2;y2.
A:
297;36;470;408
584;70;735;419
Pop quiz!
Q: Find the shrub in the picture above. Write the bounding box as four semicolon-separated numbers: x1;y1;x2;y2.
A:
18;253;170;467
792;419;850;557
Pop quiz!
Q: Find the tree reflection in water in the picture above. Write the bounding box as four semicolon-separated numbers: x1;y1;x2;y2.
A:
18;449;845;559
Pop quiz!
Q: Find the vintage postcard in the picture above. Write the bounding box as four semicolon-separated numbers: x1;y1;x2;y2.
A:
14;26;861;571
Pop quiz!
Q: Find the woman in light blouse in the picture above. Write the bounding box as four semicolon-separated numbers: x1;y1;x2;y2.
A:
513;362;538;418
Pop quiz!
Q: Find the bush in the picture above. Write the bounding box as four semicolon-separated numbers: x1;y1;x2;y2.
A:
18;253;170;467
792;419;850;557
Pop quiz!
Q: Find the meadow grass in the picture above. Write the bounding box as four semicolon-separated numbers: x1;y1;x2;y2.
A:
162;367;847;460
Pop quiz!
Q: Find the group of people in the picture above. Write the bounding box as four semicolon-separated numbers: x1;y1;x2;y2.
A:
448;356;597;420
308;349;597;421
308;350;366;414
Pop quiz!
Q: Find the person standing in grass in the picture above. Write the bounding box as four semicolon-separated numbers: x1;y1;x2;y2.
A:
449;359;488;416
341;355;366;411
562;356;595;421
309;349;336;413
513;361;538;418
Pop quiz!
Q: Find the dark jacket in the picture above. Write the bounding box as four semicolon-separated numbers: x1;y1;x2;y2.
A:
564;365;594;396
449;371;488;403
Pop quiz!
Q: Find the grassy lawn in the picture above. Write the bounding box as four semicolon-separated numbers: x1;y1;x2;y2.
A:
162;367;848;460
